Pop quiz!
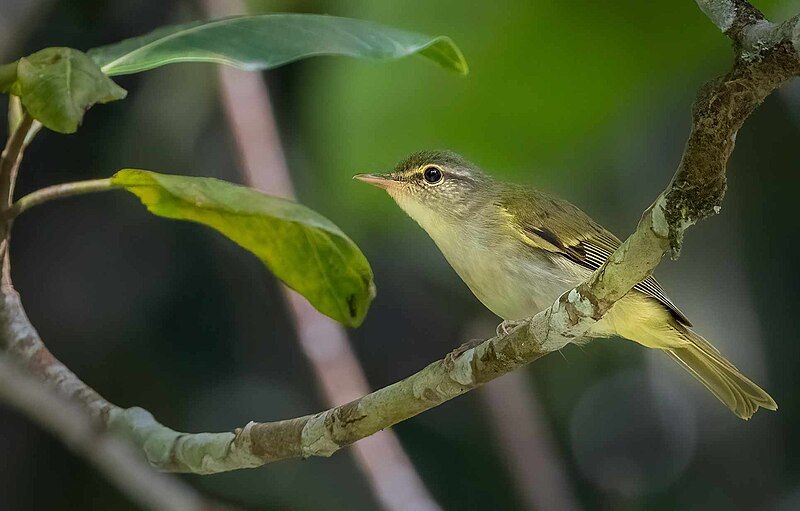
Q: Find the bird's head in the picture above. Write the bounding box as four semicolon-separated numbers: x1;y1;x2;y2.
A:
354;151;491;226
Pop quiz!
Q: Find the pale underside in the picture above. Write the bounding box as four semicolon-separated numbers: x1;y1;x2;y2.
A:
392;187;687;344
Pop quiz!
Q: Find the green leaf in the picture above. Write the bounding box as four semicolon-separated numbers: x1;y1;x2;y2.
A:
1;48;126;133
87;14;468;76
111;169;375;327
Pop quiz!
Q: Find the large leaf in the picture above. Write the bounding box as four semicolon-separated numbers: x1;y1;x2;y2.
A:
87;14;468;76
111;170;375;327
1;48;126;133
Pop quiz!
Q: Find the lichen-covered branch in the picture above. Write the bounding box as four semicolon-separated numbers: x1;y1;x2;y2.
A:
571;0;800;322
0;0;797;476
696;0;759;33
0;277;548;472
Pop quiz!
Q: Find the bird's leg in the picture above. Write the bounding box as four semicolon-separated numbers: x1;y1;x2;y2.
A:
443;338;484;368
496;319;527;337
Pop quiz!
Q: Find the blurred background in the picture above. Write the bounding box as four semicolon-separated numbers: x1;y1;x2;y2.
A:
1;0;799;509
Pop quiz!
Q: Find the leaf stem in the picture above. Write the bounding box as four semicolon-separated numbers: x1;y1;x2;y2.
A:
0;112;34;209
0;61;17;92
3;178;116;220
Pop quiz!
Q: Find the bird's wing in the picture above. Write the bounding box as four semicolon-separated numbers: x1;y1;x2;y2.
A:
499;187;691;326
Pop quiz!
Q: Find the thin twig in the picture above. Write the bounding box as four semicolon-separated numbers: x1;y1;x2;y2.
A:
0;110;34;274
0;111;33;208
2;178;115;220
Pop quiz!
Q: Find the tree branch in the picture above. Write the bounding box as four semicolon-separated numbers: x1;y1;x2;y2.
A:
695;0;761;33
0;109;34;274
0;275;550;472
573;1;800;322
1;0;797;476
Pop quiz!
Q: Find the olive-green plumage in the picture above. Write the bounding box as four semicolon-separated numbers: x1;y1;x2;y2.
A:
355;150;776;420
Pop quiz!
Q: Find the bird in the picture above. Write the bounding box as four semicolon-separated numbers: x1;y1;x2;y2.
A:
354;150;777;420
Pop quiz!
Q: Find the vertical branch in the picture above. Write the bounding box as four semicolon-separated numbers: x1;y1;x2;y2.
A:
0;111;33;208
0;109;35;281
462;316;580;511
480;372;581;511
202;2;441;509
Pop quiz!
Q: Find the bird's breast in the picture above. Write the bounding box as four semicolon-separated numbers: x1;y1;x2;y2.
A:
431;225;582;320
392;193;583;320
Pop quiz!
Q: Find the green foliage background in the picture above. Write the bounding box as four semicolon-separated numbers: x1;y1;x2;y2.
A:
1;1;799;510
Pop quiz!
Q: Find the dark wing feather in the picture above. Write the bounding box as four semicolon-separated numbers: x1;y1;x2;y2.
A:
499;186;691;326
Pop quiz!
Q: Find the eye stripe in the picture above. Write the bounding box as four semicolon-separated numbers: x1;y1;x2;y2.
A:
395;162;478;187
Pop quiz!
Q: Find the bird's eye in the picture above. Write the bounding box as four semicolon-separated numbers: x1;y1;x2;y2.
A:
422;166;443;184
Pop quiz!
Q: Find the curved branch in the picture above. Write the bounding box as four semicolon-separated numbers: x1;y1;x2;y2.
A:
0;279;548;472
1;0;797;475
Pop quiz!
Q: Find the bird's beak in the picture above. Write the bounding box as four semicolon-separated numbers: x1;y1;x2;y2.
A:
353;173;395;190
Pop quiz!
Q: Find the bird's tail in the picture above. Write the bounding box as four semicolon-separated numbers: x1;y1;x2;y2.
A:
666;328;777;420
591;295;776;419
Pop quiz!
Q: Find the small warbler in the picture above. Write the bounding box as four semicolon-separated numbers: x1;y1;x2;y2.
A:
355;150;776;420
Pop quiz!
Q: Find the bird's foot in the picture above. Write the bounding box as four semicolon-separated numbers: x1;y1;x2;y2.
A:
496;319;526;337
443;338;483;368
